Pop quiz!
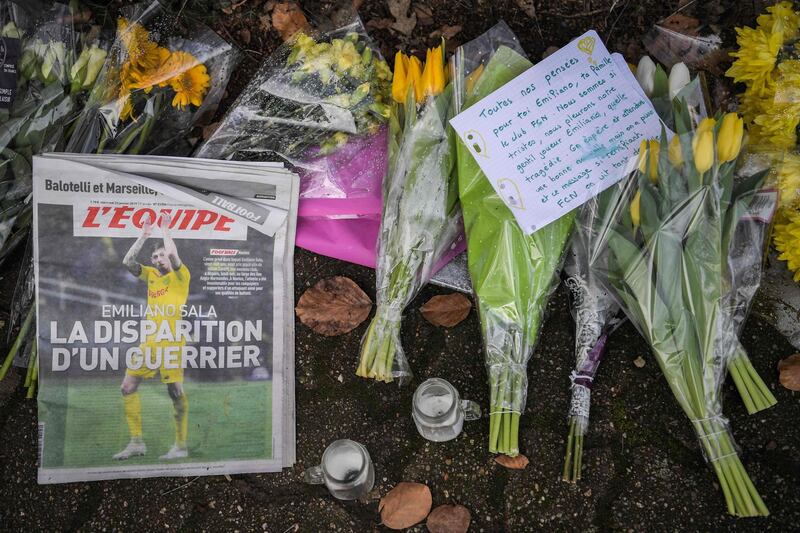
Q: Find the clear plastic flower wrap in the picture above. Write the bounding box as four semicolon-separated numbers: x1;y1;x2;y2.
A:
66;1;237;156
561;188;622;482
593;101;772;516
0;0;108;266
355;43;461;384
195;4;393;267
452;22;576;456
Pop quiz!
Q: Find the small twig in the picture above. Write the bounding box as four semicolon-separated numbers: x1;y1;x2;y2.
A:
160;476;200;496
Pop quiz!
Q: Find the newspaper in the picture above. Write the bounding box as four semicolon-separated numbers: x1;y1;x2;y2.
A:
32;153;298;483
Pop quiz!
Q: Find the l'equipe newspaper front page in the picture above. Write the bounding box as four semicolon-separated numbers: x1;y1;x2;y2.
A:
32;153;298;483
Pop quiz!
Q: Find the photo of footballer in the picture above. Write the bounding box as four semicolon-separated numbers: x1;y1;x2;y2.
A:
115;214;191;461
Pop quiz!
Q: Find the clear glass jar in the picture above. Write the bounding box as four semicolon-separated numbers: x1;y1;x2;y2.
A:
303;439;374;500
412;378;481;442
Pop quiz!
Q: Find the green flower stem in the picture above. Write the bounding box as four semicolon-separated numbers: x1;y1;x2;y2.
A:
0;306;34;381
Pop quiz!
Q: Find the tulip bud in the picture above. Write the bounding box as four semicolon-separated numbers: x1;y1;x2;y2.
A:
636;56;656;97
693;130;714;173
668;62;690;100
391;51;408;104
668;135;683;167
637;139;659;181
716;112;744;163
631;190;642;228
696;117;716;135
408;55;423;103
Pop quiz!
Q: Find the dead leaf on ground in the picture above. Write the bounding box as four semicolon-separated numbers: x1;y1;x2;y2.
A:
694;48;732;76
238;28;251;45
778;353;800;391
426;504;471;533
420;293;471;327
494;454;529;470
660;13;701;36
439;25;462;40
414;4;434;26
273;2;309;41
388;0;417;35
295;277;372;336
379;482;432;530
367;18;395;30
352;0;365;11
633;356;646;368
258;14;272;33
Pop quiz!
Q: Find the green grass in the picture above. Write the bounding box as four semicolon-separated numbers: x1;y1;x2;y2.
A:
39;379;272;468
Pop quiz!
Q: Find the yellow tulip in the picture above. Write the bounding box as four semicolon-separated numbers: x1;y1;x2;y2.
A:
717;112;744;163
408;55;423;103
668;135;683;167
696;117;716;135
637;139;659;182
420;45;446;99
631;189;642;228
391;51;408;103
693;130;714;173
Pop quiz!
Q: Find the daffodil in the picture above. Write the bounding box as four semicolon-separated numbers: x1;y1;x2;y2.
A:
716;113;744;163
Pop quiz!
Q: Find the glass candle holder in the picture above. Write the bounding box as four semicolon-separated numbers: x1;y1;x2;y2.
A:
303;439;374;500
412;378;481;442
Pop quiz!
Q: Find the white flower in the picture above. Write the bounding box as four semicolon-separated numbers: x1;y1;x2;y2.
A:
668;62;691;100
636;55;656;97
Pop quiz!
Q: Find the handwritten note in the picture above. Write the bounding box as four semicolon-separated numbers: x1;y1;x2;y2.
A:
450;30;662;233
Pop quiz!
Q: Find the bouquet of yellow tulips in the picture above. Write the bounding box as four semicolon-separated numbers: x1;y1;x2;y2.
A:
727;1;800;281
594;101;774;516
356;43;462;383
66;1;236;155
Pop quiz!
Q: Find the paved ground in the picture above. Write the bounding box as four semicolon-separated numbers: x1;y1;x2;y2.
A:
1;0;799;531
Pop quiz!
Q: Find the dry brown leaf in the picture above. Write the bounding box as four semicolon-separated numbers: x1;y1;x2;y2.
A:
379;482;432;530
778;354;800;391
494;454;529;469
258;14;272;33
272;2;309;41
420;293;471;327
388;0;417;35
239;28;252;45
295;277;372;336
367;18;395;30
414;4;434;26
426;504;471;533
440;24;462;40
633;356;646;368
660;13;701;36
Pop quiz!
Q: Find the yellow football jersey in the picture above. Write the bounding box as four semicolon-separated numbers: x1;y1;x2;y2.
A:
138;263;191;335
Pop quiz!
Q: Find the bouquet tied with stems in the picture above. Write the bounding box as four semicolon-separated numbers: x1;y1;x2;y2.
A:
0;0;107;266
451;24;575;456
196;12;392;198
597;101;772;516
356;42;462;383
66;1;236;156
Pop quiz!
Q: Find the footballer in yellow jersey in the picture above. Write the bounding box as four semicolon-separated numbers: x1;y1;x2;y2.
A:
114;214;191;461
